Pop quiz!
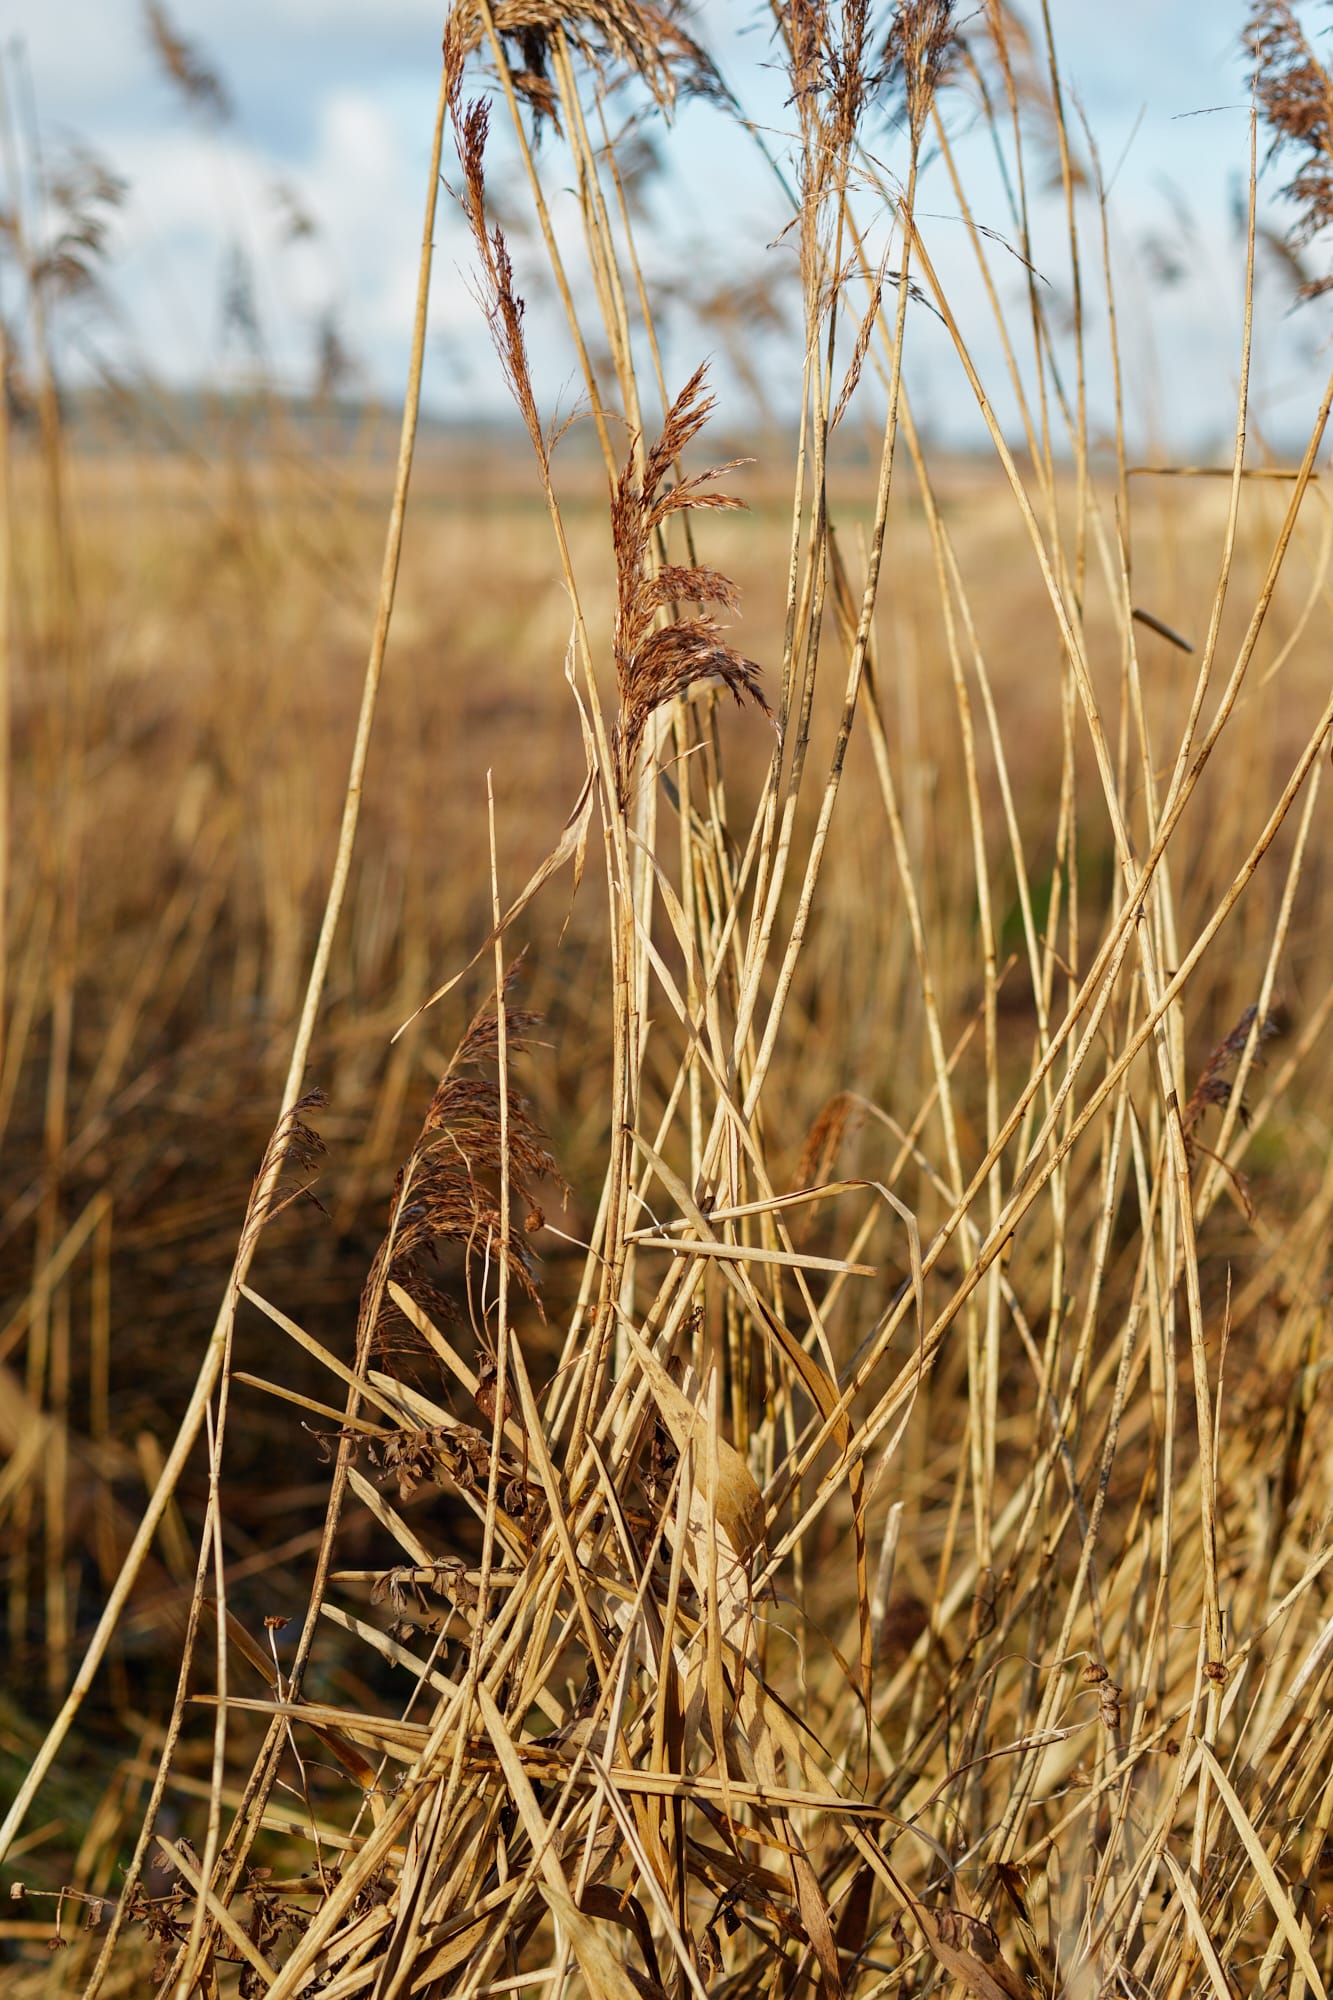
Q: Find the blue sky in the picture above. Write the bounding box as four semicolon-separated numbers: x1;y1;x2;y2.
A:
7;1;1332;452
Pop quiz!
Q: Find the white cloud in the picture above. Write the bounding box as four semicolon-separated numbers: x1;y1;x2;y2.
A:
9;0;1332;450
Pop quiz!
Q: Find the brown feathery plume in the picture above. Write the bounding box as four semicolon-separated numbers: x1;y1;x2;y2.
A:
269;178;319;245
1245;0;1333;297
784;0;875;185
311;307;358;400
793;1090;864;1196
363;964;565;1381
31;146;126;305
610;364;769;804
1182;1004;1285;1167
142;1;233;121
448;0;724;132
787;0;829;113
831;254;888;429
453;93;548;467
881;0;959;146
238;1092;327;1260
687;266;792;421
791;1090;864;1242
832;0;873;152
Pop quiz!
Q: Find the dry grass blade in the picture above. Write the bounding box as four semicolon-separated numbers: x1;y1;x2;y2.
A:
1197;1739;1330;2000
473;1683;642;2000
153;1840;278;1986
1160;1847;1236;2000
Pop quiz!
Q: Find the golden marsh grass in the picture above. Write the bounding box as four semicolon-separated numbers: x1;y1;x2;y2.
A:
3;4;1333;1995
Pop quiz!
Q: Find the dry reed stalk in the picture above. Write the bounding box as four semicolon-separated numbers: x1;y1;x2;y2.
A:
0;309;11;1128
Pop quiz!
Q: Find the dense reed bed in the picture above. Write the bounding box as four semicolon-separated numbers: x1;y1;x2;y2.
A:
3;2;1333;1995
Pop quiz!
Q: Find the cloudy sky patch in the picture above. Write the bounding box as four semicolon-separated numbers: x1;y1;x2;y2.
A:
5;0;1330;452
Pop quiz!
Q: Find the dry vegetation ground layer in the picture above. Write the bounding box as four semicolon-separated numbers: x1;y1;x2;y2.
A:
2;3;1333;1997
